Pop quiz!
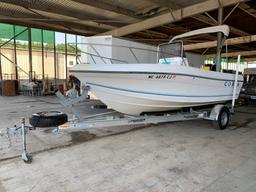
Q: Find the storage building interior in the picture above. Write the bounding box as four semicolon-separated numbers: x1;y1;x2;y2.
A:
0;1;256;192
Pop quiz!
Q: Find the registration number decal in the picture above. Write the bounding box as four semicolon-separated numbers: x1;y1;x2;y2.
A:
148;74;176;79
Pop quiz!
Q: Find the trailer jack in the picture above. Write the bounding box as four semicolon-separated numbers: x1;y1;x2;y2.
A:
4;118;34;163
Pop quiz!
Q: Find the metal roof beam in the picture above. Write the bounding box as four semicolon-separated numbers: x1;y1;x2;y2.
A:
148;0;249;37
243;58;256;62
146;0;180;9
71;0;169;38
0;17;96;36
145;1;218;42
0;0;104;21
0;1;169;39
206;50;256;58
185;34;256;50
0;1;116;31
238;2;256;18
192;14;250;36
71;0;141;19
100;0;246;37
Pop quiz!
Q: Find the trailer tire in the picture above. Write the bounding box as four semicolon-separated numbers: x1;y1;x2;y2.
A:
29;111;68;128
214;107;230;130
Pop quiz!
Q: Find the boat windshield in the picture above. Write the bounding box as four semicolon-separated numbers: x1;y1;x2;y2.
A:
158;41;184;59
157;41;188;65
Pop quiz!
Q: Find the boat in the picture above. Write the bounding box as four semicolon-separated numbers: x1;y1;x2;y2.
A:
71;25;243;115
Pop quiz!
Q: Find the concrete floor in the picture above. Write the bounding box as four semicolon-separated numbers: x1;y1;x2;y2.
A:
0;95;256;192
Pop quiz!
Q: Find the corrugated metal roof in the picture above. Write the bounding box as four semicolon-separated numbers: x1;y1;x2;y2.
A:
0;0;215;36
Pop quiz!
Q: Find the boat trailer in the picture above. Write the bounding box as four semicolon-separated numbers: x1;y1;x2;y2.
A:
1;86;231;163
58;104;229;130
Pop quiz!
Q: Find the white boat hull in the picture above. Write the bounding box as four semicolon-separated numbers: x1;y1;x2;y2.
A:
71;64;243;115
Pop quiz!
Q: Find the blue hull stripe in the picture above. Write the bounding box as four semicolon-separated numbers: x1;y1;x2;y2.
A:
87;82;238;98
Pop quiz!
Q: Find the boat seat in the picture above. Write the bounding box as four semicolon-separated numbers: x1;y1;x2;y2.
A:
159;57;188;66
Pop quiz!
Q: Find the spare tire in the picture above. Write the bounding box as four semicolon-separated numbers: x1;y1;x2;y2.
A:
29;111;68;128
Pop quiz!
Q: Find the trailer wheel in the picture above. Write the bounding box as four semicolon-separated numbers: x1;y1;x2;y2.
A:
214;107;230;130
29;111;68;128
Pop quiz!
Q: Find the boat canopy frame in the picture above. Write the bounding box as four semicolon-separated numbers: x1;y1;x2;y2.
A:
169;25;230;43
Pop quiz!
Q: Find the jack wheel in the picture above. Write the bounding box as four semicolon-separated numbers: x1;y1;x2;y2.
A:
22;153;33;164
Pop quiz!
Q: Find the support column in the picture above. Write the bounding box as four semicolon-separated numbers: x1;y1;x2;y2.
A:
28;28;33;81
216;5;223;72
65;33;68;86
13;26;18;80
0;48;2;80
75;35;78;64
54;32;57;86
41;30;44;80
226;57;229;70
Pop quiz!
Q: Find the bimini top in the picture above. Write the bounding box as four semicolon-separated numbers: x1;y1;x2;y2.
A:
169;25;230;43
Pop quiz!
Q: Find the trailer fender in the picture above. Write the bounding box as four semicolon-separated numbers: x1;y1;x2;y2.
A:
209;105;230;130
209;105;227;120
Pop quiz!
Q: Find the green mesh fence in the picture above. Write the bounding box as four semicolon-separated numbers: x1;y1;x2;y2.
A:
42;30;54;43
15;25;28;41
0;23;54;43
31;28;42;42
0;23;14;38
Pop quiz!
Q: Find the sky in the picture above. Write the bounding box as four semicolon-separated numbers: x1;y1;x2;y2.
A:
55;32;82;45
